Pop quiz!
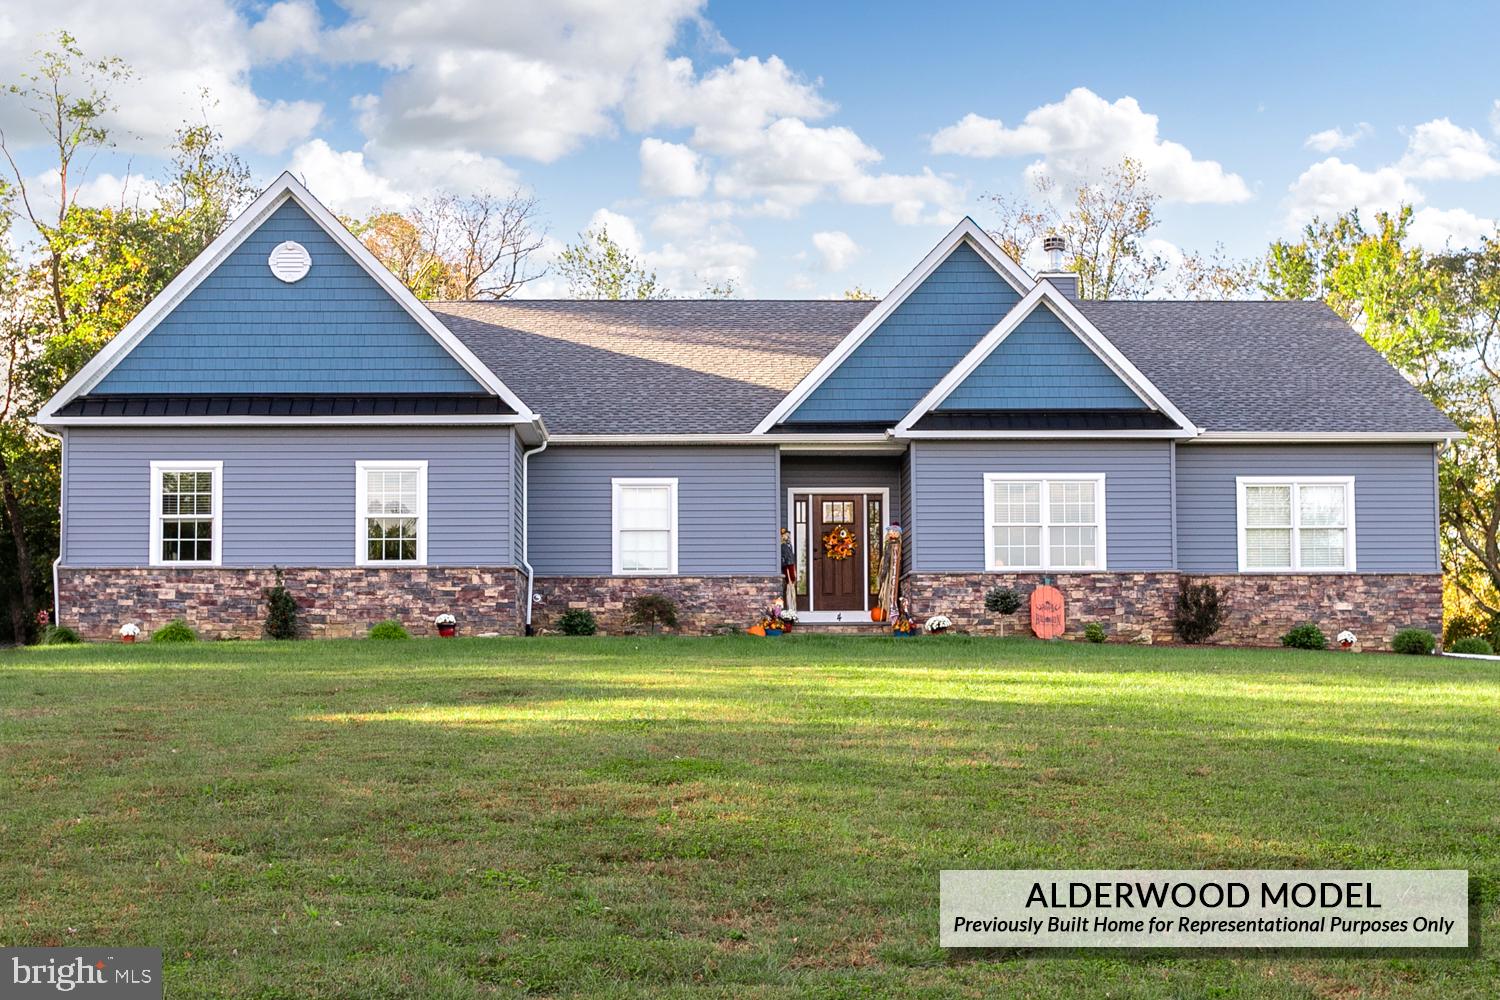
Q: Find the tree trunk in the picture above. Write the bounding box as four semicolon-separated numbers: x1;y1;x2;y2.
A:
0;448;36;640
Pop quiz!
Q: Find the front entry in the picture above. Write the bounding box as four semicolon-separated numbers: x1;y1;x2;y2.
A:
789;489;887;619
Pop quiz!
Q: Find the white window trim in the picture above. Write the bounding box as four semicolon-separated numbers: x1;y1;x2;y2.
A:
149;460;223;567
355;460;429;567
982;473;1107;572
1236;476;1357;573
611;477;679;576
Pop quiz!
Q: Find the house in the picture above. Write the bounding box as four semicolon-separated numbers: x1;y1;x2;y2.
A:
37;173;1459;644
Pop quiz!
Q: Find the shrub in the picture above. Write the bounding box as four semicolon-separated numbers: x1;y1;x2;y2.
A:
1173;578;1228;644
41;625;81;645
1448;636;1493;655
556;608;597;636
628;594;680;633
151;620;198;643
263;567;299;640
368;620;410;640
984;587;1022;615
1083;622;1107;644
1443;613;1500;649
1281;623;1327;650
1391;628;1436;656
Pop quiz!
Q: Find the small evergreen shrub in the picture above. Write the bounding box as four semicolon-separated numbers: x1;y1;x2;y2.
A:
1391;628;1436;655
1281;623;1327;650
1448;636;1493;655
368;620;410;640
628;594;680;633
984;587;1022;615
556;608;597;636
41;625;81;645
151;620;198;643
1083;622;1107;644
1443;613;1500;649
263;567;299;640
1173;578;1228;644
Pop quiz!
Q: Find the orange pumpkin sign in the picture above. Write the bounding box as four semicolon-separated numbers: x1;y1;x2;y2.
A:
1030;584;1065;639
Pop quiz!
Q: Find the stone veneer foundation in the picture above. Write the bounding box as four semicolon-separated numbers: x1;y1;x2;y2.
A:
900;572;1443;649
58;566;524;640
531;575;783;634
59;567;1444;647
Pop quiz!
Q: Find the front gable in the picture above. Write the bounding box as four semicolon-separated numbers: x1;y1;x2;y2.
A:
936;302;1147;411
93;200;484;395
780;241;1024;426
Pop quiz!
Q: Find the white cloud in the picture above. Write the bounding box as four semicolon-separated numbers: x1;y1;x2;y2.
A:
929;88;1250;204
625;54;831;154
1408;207;1496;250
1283;157;1423;230
810;230;859;272
289;140;412;215
1304;122;1372;153
1397;117;1500;181
713;118;878;209
577;205;755;293
583;208;645;254
638;138;709;198
1492;99;1500;136
248;0;321;62
838;168;965;226
288;139;519;216
0;1;322;156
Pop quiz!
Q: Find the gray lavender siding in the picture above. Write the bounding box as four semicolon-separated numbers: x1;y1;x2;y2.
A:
63;426;515;567
529;445;779;576
909;440;1175;572
779;454;904;525
1175;443;1440;573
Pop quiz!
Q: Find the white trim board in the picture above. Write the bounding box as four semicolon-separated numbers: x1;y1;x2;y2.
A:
611;477;679;576
1234;475;1357;574
752;218;1035;434
35;172;538;426
785;486;890;615
893;281;1199;435
355;460;429;567
149;460;223;568
981;472;1108;573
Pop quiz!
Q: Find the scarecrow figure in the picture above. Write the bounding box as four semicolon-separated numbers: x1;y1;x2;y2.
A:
876;523;903;622
779;527;798;616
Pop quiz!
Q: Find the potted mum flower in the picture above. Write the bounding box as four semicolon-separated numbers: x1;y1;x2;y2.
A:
435;613;457;638
120;623;141;644
924;614;953;635
1337;629;1356;651
764;597;786;637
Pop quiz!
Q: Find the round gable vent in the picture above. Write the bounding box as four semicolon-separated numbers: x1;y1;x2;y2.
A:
268;241;312;282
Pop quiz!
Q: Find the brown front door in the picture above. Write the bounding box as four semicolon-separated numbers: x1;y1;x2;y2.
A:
812;494;863;611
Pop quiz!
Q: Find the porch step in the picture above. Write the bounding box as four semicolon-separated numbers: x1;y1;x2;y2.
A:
791;620;890;635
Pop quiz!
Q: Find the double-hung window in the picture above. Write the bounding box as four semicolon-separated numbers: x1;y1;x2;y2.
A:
356;461;427;565
984;473;1106;571
150;461;222;566
612;478;678;575
1237;477;1355;572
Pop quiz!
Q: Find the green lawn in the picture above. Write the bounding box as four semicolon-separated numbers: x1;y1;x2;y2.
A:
1;635;1496;998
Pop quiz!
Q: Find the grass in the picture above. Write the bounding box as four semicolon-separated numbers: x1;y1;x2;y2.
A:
1;634;1497;998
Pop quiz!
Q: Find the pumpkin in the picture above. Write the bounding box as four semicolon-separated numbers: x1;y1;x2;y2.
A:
870;607;886;623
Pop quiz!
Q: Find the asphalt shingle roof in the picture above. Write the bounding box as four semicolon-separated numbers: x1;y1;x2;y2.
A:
432;298;1456;436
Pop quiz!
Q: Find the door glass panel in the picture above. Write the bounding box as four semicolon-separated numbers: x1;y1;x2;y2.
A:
867;495;882;595
794;497;809;597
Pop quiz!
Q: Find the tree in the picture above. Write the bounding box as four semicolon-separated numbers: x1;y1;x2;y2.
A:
842;285;878;301
700;276;739;299
355;191;545;300
557;226;665;300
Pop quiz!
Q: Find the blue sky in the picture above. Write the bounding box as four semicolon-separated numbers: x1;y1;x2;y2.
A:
2;0;1498;298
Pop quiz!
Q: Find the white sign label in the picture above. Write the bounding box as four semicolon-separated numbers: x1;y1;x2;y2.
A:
941;870;1468;948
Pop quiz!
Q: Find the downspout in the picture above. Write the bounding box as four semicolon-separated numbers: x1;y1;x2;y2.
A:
519;431;548;635
37;425;64;628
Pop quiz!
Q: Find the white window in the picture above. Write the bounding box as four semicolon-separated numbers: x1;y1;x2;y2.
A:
983;474;1106;571
356;461;427;565
1237;477;1356;572
612;478;678;575
150;461;222;566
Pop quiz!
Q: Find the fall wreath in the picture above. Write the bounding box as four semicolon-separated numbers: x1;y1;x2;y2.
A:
822;525;857;560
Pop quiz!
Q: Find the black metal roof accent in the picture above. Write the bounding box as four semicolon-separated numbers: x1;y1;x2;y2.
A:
770;420;893;434
56;393;514;418
913;409;1182;432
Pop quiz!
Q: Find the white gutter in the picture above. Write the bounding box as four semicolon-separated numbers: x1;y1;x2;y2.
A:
519;431;548;633
36;426;63;628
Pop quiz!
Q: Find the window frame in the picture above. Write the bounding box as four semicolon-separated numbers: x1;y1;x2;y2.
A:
355;460;429;567
982;472;1107;572
149;460;223;567
611;477;679;576
1235;475;1357;573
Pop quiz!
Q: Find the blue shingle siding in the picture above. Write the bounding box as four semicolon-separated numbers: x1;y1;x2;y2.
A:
93;199;486;395
529;446;778;576
1175;443;1440;573
909;440;1175;572
937;303;1146;411
62;426;514;567
785;242;1021;424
